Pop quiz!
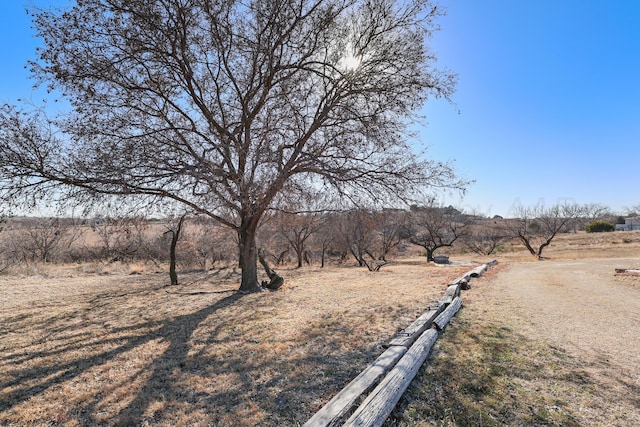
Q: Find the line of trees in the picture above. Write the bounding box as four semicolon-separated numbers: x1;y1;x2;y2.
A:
0;215;236;272
0;209;410;274
1;199;629;276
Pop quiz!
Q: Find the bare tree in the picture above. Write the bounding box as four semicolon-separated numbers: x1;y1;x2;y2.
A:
309;213;341;268
338;209;377;268
336;209;396;271
163;214;187;286
11;217;83;264
506;202;583;259
89;216;149;262
277;212;322;268
375;209;405;261
1;0;465;291
566;202;611;233
258;215;291;266
189;220;234;270
311;226;332;268
623;204;640;217
582;203;611;223
463;220;508;256
404;201;469;262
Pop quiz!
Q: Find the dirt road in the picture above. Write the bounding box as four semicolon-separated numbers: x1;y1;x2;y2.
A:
486;257;640;425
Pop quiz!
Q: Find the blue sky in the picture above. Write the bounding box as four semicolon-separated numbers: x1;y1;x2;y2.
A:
1;1;639;217
1;2;38;103
417;1;640;216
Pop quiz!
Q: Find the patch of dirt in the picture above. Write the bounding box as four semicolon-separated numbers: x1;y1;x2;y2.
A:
391;233;640;427
478;257;640;426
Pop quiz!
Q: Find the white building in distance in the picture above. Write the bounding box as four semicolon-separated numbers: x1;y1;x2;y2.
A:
615;217;640;231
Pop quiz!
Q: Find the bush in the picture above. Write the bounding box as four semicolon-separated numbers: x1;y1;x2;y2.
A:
585;221;615;233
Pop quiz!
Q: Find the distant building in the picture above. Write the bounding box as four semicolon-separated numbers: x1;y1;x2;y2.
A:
615;217;640;231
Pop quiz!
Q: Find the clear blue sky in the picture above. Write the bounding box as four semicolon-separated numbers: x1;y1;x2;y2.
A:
2;1;639;217
417;0;640;216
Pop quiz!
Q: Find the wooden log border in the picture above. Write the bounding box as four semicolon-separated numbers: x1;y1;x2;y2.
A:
304;260;497;427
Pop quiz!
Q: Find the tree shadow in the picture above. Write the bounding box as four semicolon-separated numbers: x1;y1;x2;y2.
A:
1;292;243;416
0;280;379;426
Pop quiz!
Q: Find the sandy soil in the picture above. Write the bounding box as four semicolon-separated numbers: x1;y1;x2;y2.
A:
484;257;640;425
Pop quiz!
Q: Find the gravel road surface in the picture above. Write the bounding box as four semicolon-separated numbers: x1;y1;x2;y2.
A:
486;257;640;425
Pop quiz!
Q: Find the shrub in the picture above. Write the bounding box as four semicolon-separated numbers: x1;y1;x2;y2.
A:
585;221;615;233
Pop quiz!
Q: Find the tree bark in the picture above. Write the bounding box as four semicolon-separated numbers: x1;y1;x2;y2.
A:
238;219;262;293
518;235;537;257
258;251;284;290
166;215;185;286
425;248;434;262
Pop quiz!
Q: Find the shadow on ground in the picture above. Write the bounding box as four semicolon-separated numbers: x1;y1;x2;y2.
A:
0;274;380;426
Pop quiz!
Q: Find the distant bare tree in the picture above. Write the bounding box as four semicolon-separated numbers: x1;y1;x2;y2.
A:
90;216;148;262
308;213;345;268
582;203;611;222
311;220;333;268
277;213;322;268
375;210;405;261
190;221;234;270
0;0;466;291
13;217;83;264
506;202;583;259
567;203;611;232
623;204;640;217
405;201;470;262
463;221;508;256
258;216;291;266
338;209;377;268
336;209;398;271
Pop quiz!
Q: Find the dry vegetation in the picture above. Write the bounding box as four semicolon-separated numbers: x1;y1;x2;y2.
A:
546;229;640;259
388;231;640;427
2;231;640;426
0;257;471;426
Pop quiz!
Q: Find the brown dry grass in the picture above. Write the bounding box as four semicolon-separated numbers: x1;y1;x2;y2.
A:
388;230;640;427
3;230;640;426
0;258;472;426
495;228;640;261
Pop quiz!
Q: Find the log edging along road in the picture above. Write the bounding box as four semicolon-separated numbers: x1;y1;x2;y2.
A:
304;261;497;427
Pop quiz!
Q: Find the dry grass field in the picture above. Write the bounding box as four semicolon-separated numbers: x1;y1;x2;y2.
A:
0;257;472;426
2;230;640;426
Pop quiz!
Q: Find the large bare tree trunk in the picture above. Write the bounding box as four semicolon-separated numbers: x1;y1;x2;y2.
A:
238;220;262;293
425;248;435;262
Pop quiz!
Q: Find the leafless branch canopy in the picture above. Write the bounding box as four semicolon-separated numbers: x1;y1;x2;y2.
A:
505;202;584;258
3;0;462;217
1;0;465;290
403;199;471;261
